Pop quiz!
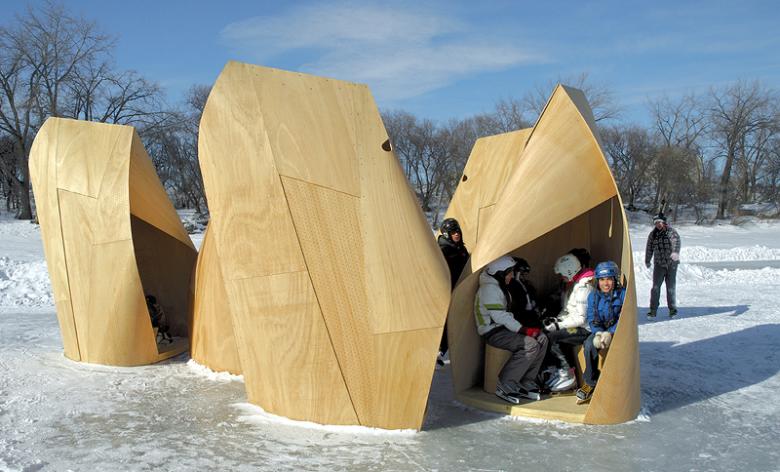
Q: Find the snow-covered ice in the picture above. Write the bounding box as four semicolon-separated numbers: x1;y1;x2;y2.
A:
1;213;779;471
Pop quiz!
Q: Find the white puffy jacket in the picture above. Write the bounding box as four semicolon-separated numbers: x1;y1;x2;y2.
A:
474;271;522;335
557;269;595;330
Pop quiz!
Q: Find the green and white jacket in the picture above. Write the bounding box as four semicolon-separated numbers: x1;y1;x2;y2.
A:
474;271;522;336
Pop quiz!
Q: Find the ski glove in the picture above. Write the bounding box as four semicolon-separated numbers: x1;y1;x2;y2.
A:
670;252;680;261
593;331;612;350
645;262;651;269
520;327;541;338
542;317;560;332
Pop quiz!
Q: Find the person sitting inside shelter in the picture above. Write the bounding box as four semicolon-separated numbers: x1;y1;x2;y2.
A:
576;261;625;404
541;252;595;392
475;255;548;403
507;257;542;330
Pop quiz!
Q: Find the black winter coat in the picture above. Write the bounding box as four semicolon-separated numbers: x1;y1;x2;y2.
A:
438;235;469;289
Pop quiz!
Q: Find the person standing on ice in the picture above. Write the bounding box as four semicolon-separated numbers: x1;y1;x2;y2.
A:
475;255;548;403
437;218;470;365
576;261;626;404
541;253;595;392
645;212;681;319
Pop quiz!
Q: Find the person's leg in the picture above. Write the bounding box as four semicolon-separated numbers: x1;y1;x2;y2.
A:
439;320;448;354
649;264;665;315
553;328;591;368
666;262;678;315
545;329;571;370
486;329;535;392
582;333;600;386
521;333;548;384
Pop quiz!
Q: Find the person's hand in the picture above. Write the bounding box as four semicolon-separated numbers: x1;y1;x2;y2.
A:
593;331;604;350
670;252;680;261
542;317;559;332
601;332;612;349
645;262;651;269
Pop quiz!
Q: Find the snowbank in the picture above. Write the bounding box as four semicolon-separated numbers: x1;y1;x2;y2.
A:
0;257;53;307
633;246;780;264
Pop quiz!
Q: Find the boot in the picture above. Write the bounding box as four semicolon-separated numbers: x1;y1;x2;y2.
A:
551;368;576;392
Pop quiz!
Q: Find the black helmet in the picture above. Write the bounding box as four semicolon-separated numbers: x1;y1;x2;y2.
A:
513;257;530;274
569;247;591;268
440;218;462;238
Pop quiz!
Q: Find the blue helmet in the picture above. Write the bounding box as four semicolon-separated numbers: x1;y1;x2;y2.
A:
595;261;619;279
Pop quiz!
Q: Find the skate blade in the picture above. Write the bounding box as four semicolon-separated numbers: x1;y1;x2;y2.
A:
495;391;520;404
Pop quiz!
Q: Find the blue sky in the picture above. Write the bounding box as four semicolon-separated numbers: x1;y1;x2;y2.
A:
8;1;780;124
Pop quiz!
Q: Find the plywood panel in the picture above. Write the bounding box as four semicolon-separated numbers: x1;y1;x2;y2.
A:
198;62;306;280
227;272;358;425
354;86;451;334
257;68;361;196
128;133;195;250
444;129;531;251
84;240;158;366
54;121;125;198
190;225;242;375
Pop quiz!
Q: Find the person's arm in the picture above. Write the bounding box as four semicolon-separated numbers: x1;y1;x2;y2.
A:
586;291;602;333
670;228;682;261
477;286;521;333
558;283;591;329
645;233;654;268
607;289;627;334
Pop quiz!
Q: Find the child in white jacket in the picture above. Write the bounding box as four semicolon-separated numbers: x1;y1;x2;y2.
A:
541;253;595;392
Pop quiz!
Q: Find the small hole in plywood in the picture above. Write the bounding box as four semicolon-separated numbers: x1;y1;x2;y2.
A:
381;139;392;152
462;174;468;182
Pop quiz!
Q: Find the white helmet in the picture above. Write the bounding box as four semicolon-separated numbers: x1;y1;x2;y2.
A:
554;253;581;282
486;256;516;276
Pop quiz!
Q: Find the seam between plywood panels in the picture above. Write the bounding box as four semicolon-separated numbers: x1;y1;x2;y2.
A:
54;188;83;361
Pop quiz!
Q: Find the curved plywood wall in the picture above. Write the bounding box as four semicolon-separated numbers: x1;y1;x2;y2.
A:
446;85;640;424
198;61;451;430
443;128;532;251
189;224;242;375
29;118;197;366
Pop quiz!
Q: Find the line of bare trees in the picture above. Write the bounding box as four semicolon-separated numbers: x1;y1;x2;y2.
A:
0;2;207;219
388;78;780;226
2;3;779;226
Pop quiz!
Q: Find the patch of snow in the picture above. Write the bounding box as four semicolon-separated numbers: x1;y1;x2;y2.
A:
233;403;418;436
0;257;53;307
186;359;243;383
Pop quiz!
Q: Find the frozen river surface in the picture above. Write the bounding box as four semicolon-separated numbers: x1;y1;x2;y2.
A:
1;218;779;471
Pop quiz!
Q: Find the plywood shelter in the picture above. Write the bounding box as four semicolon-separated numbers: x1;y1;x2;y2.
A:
189;224;242;375
29;118;197;366
445;85;640;424
198;61;452;430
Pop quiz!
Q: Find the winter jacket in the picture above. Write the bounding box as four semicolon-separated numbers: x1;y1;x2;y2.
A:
507;278;542;328
556;268;595;330
438;235;470;289
645;226;681;268
587;287;626;335
474;271;522;336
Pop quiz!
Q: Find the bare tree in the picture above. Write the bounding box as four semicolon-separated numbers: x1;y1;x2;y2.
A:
522;72;621;123
602;125;657;210
0;1;172;219
709;81;777;219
